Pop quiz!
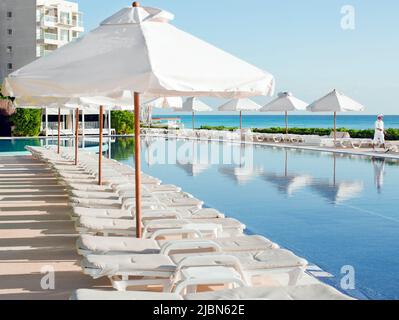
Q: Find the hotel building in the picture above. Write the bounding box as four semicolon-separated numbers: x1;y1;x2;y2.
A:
0;0;111;136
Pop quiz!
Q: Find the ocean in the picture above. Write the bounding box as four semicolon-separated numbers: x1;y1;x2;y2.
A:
157;115;399;130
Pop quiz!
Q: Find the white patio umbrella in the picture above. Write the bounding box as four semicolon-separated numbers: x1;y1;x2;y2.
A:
142;96;183;127
261;92;308;134
3;3;275;238
218;98;262;130
307;89;365;142
15;95;134;184
177;97;213;129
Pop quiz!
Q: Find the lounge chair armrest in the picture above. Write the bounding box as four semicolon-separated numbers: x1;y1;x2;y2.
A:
149;228;203;240
174;277;247;295
175;255;250;286
160;239;222;255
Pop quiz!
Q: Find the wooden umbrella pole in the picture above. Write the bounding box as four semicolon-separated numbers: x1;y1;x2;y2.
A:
98;105;104;185
75;107;79;165
57;108;61;154
134;92;142;238
334;111;337;143
133;2;142;239
240;111;242;130
285;111;288;135
192;111;195;130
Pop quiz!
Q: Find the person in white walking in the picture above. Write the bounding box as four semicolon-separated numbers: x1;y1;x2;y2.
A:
373;115;386;151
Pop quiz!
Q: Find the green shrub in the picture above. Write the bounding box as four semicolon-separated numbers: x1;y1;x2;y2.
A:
200;125;238;131
111;111;134;135
10;109;42;137
199;126;399;140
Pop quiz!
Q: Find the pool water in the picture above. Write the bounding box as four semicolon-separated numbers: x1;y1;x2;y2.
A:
1;136;399;300
115;137;399;300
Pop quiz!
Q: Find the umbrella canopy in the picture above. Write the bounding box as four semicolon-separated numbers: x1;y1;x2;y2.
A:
307;89;365;112
261;92;308;134
177;97;212;129
218;98;262;112
307;89;365;141
181;97;213;112
14;95;134;180
3;6;274;99
2;3;275;239
218;98;262;130
261;92;308;112
143;96;183;109
142;96;183;126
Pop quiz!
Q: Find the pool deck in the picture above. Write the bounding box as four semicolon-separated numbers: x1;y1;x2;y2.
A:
0;156;108;300
253;142;399;160
165;135;399;161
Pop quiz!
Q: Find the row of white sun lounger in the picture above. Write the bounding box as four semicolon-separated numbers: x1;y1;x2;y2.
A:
141;128;379;149
26;145;353;300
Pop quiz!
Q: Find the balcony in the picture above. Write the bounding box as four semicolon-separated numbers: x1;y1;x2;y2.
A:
44;15;57;23
44;32;58;41
37;31;59;45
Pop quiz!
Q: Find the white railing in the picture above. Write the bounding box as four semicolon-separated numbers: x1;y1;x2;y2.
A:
44;32;58;41
44;15;57;23
82;121;100;129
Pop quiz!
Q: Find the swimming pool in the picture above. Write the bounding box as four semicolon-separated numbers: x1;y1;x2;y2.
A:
1;136;398;299
115;137;398;300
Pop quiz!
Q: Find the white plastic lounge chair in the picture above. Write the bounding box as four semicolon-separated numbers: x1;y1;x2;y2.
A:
75;217;245;238
72;207;224;220
76;234;278;256
185;283;354;300
71;283;354;300
82;253;250;291
81;247;306;291
70;190;204;210
71;289;183;300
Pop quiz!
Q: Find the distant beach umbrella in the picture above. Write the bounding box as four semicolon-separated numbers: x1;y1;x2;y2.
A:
3;3;275;238
176;97;212;129
143;97;183;127
14;94;134;184
218;98;262;130
307;89;365;142
261;92;308;134
143;97;183;109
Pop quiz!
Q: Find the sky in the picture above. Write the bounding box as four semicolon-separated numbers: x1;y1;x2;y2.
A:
75;0;399;114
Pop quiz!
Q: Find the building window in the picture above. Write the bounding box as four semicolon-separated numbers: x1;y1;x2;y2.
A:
7;29;13;36
7;46;12;54
7;63;13;70
7;11;12;18
60;11;70;25
60;29;70;42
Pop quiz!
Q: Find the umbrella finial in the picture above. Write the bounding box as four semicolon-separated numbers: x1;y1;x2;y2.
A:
132;1;140;7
